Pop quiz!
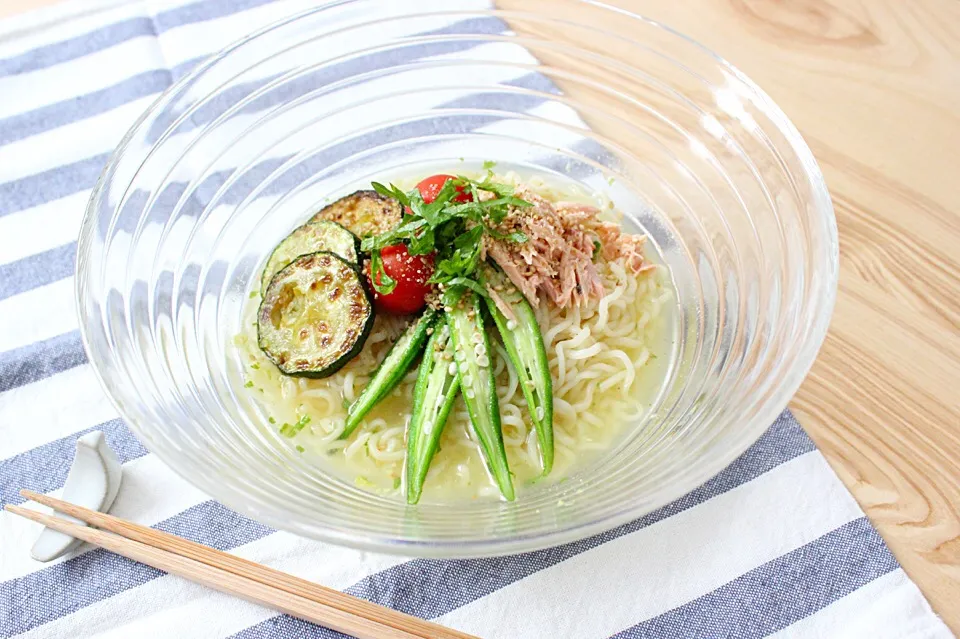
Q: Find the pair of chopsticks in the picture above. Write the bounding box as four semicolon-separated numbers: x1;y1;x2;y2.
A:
6;491;479;639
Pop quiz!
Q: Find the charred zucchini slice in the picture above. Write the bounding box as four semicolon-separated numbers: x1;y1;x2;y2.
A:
309;190;402;238
260;221;359;296
257;251;374;378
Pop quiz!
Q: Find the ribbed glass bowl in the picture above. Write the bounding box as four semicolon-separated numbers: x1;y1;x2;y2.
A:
77;0;837;557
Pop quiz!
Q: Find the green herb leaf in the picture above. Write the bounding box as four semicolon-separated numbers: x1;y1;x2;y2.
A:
362;175;531;300
465;176;516;198
484;225;528;243
443;278;491;300
429;226;484;284
369;249;397;295
441;285;468;307
371;181;411;208
482;160;497;170
407;227;436;256
361;218;429;251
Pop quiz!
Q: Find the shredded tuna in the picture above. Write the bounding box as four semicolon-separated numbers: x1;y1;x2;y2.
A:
554;201;653;274
484;185;650;308
485;285;517;322
590;219;654;274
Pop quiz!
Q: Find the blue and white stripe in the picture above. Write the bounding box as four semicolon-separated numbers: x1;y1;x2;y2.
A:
0;1;950;637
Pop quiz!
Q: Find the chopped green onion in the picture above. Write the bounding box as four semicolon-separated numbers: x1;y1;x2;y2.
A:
279;414;311;438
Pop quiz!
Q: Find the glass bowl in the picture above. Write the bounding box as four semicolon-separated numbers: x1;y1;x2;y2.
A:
77;0;838;557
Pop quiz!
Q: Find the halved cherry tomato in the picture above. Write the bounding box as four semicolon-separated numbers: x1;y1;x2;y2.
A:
367;244;435;315
416;174;473;204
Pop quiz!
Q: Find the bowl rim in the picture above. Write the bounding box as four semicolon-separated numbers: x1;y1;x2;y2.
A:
76;1;839;558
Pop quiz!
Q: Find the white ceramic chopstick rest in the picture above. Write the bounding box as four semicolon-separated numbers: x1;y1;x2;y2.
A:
30;431;123;562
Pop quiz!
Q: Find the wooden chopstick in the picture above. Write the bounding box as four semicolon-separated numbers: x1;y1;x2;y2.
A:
8;491;480;639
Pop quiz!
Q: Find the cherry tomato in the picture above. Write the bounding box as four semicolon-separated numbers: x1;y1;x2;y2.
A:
367;244;435;315
416;174;473;204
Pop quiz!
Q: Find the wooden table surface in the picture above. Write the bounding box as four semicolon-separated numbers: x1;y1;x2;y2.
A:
590;2;959;631
494;0;960;630
2;0;958;632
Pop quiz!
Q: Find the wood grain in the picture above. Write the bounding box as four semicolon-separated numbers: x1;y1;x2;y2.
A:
2;0;958;632
4;504;423;639
496;0;960;631
9;500;483;639
17;490;478;639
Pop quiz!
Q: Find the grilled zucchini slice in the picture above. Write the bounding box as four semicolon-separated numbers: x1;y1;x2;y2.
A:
309;190;402;238
258;251;374;378
260;221;359;296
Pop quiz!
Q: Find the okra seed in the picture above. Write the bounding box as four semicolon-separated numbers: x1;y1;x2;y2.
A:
536;406;545;420
465;388;476;399
506;320;517;331
448;362;457;375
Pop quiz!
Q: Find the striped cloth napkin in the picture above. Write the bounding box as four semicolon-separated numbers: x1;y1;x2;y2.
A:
0;1;951;637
